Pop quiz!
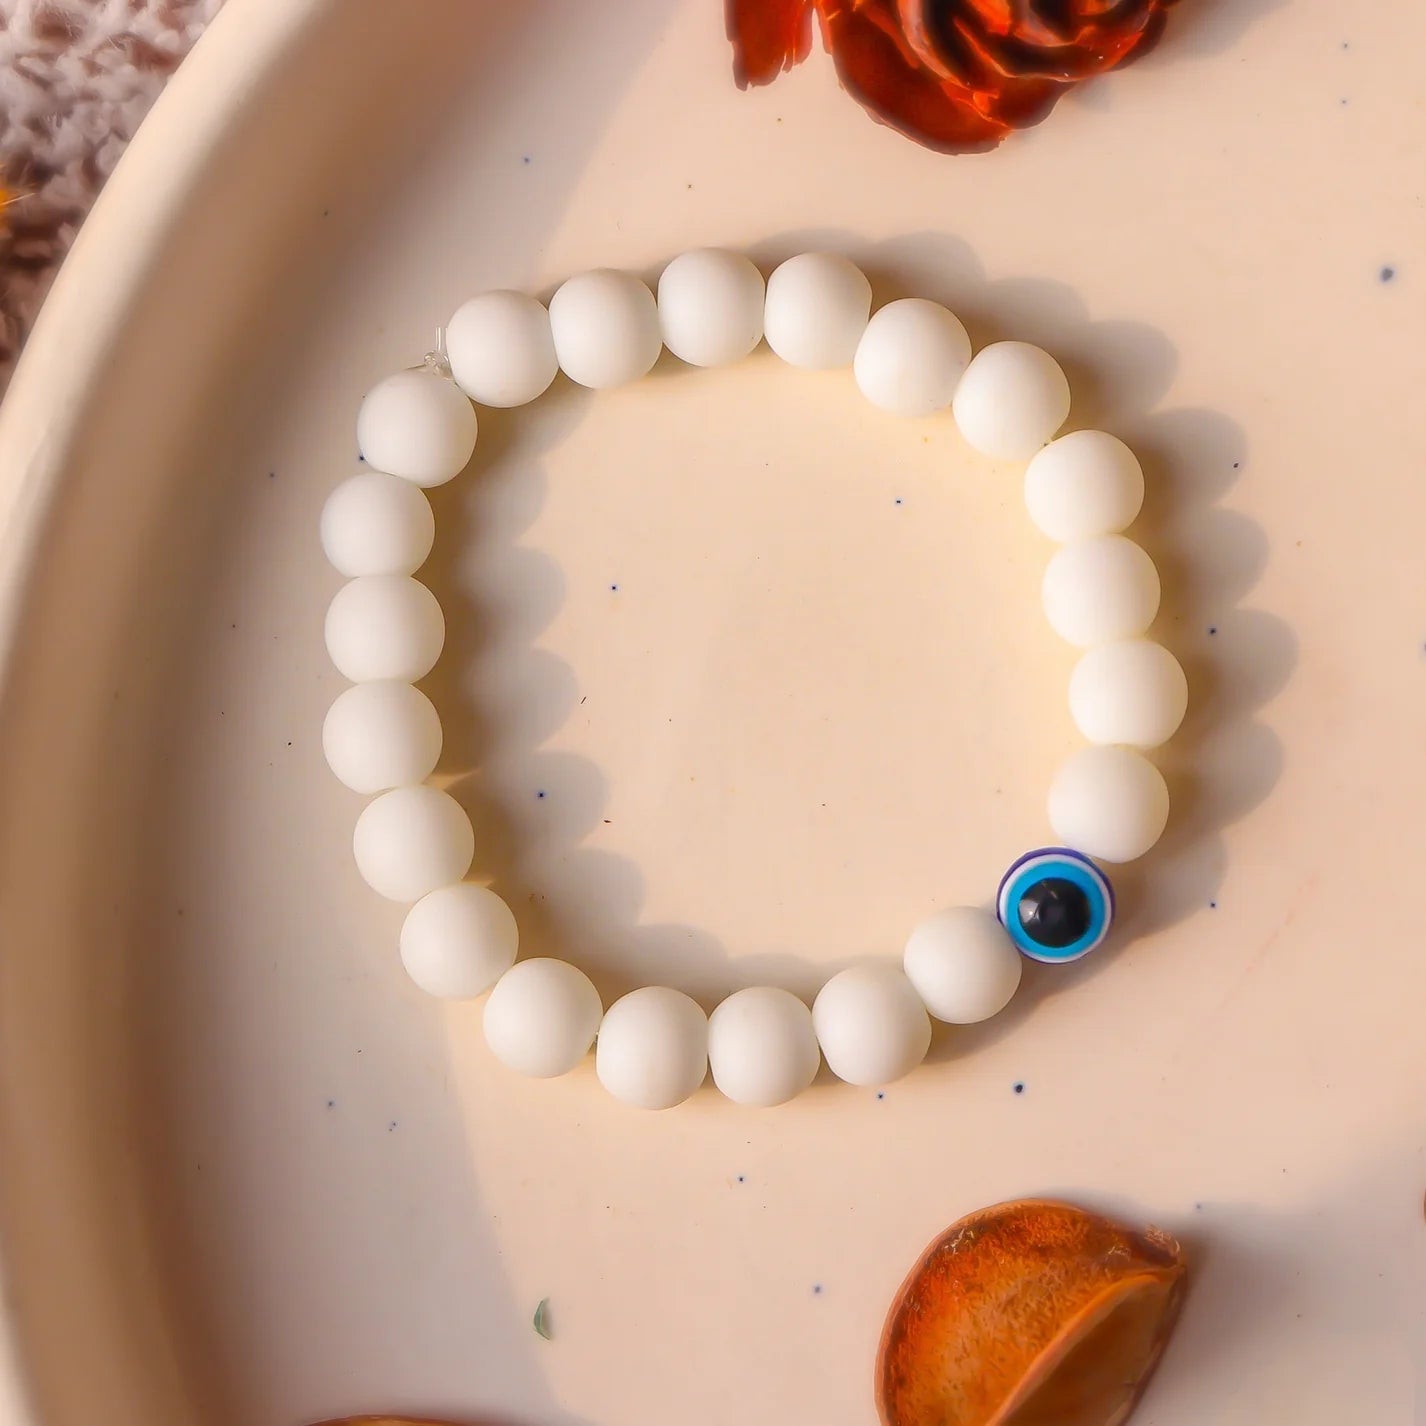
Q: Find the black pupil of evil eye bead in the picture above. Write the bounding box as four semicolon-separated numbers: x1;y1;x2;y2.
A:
997;848;1114;964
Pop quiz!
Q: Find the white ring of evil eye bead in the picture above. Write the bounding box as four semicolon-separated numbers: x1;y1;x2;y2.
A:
321;249;1188;1108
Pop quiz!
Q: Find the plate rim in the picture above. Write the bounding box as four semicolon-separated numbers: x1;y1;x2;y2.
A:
0;1;330;1419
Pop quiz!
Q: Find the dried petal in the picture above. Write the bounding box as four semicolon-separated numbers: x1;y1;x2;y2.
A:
728;0;816;87
878;1199;1187;1426
728;0;1179;152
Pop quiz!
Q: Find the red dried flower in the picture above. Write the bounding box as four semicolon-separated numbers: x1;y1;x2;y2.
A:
727;0;1179;152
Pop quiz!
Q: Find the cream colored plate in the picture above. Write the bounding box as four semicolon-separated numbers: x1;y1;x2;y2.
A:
2;1;1425;1423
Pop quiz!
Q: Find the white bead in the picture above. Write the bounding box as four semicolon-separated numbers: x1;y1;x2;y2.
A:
596;986;709;1110
1048;745;1170;864
548;269;662;389
952;341;1071;461
1024;430;1144;542
400;883;518;999
707;987;820;1107
445;290;558;407
1069;640;1188;749
352;785;474;901
356;369;477;487
1042;536;1160;648
484;958;603;1079
322;681;442;793
903;907;1022;1024
763;252;872;370
320;472;434;577
323;575;444;683
812;964;931;1087
657;249;765;367
853;298;971;417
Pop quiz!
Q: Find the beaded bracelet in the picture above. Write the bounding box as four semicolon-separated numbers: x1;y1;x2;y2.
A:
320;250;1185;1110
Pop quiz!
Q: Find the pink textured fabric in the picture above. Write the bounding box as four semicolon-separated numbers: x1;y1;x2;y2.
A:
0;0;221;394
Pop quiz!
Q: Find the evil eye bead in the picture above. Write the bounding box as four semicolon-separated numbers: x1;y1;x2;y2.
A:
996;848;1114;964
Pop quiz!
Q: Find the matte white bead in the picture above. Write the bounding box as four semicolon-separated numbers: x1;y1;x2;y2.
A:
322;681;442;794
356;369;477;487
1024;430;1145;543
548;269;662;389
1069;640;1188;749
952;341;1071;461
707;987;821;1107
1042;536;1160;648
903;907;1022;1024
812;964;932;1087
320;471;434;577
352;785;474;902
484;958;603;1079
657;249;765;367
596;986;709;1110
763;252;872;370
1048;745;1170;864
400;883;518;999
445;290;559;408
323;575;445;683
853;298;971;417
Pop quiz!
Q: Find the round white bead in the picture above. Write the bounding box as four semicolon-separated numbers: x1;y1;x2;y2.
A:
1069;640;1188;749
548;269;662;389
1048;745;1170;864
355;369;477;487
952;341;1071;461
352;785;474;902
1024;430;1145;543
763;252;872;370
853;298;971;417
445;290;559;408
400;883;518;999
596;986;709;1110
483;958;603;1079
707;987;821;1107
903;907;1022;1024
812;964;932;1087
1041;536;1160;648
322;681;442;794
323;575;445;683
657;249;765;367
320;472;434;577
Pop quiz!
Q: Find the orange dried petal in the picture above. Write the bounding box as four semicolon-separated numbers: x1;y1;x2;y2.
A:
817;1;1018;152
878;1199;1187;1426
727;0;816;87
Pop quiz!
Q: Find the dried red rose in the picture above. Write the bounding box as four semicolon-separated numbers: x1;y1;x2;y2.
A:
727;0;1179;152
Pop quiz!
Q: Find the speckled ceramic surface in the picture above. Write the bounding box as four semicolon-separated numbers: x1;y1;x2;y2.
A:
1;2;1424;1424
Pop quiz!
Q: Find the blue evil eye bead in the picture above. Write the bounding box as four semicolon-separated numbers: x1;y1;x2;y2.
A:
996;848;1114;964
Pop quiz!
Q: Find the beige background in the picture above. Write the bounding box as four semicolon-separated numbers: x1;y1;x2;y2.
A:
1;1;1424;1424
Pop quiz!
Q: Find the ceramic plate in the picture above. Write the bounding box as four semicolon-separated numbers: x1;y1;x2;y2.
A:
2;1;1425;1422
